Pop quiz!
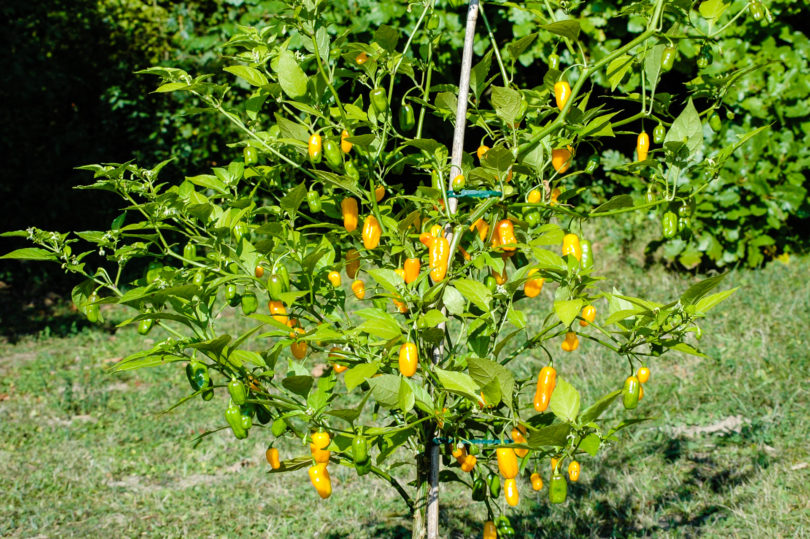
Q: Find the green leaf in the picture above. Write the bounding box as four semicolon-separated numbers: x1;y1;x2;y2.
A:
154;82;188;93
644;44;665;97
223;65;268;87
491;86;522;126
607;55;633;91
373;25;399;52
453;278;491;312
469;51;493;99
540;20;581;41
667;342;707;358
467;357;514;410
695;288;737;313
554;299;584;327
591;194;634;214
1;248;57;261
664;99;703;157
434;368;480;401
275;50;308;99
442;286;465;316
481;146;515;175
398;378;415;412
282;375;313;397
507;306;526;329
699;0;729;20
579;433;601;456
526;423;570;448
267;455;311;474
368;268;401;294
549;377;580;423
681;273;727;305
344;362;379;391
368;374;401;408
356;309;402;340
419;309;448;328
531;248;567;272
579;112;618;138
279;182;307;216
579;389;621;424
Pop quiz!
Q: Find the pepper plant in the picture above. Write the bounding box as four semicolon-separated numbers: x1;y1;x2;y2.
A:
2;0;743;536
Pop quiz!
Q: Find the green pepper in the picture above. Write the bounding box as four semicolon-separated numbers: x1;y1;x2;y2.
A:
399;103;415;132
344;159;360;181
645;190;656;204
225;402;248;439
267;274;283;300
307;190;322;213
709;113;722;132
323;139;343;171
225;284;238;302
241;292;258;315
750;1;763;20
183;242;196;264
85;293;99;323
678;203;691;217
355;459;372;476
495;515;510;531
192;271;205;287
186;361;210;391
488;472;501;497
244;146;258;166
548;53;560;70
137;318;154;335
352;433;369;464
549;472;568;504
233;222;248;242
271;417;287;437
678;216;690;235
622;375;641;409
661;46;676;71
585;155;600;174
697;45;713;68
524;211;541;227
451;174;465;192
370;87;388;115
580;239;594;271
256;404;271;425
471;476;487;501
485;275;498;293
653;124;666;144
228;379;248;405
662;212;678;239
145;261;163;284
201;382;214;401
240;402;254;430
500;527;516;538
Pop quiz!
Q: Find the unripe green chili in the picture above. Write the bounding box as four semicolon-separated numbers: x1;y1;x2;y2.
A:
307;190;322;213
580;239;594;271
344;159;360;181
399;103;415;132
472;476;487;501
271;417;287;437
622;375;641;409
183;242;197;264
323;139;343;171
225;402;248;439
137;318;154;335
549;472;568;504
548;53;560;70
661;46;676;71
370;87;388;115
662;212;678;239
488;472;501;497
653;124;666;144
243;146;258;166
585;155;600;174
228;379;248;405
241;292;258;315
352;434;369;464
709;113;722;131
186;361;210;391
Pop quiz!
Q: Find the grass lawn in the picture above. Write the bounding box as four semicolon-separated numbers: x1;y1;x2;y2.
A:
1;246;808;537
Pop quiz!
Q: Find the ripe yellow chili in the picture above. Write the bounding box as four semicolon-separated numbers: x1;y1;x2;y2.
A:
398;342;418;377
512;426;529;458
477;145;490;161
374;185;385;202
308;133;322;163
531;472;544;491
329;348;348;373
562;233;582;261
524;268;544;298
290;327;307;359
568;461;580;482
504;478;519;506
561;331;579;352
404;258;420;284
351;279;366;299
268;300;288;325
534;365;557;412
637;131;650;161
340;129;352;153
527;189;541;203
266;447;281;469
341;197;358;232
495;219;518;251
552;147;573;174
308;463;332;499
429;237;450;283
362;215;381;249
496;447;518;479
471;218;489;241
554;80;571;110
328;271;341;287
579;305;596;327
637;366;651;384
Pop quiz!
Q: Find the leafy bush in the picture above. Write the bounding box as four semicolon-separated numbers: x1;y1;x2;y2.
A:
3;0;744;537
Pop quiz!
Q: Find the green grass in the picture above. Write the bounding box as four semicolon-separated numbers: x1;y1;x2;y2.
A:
1;249;809;537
